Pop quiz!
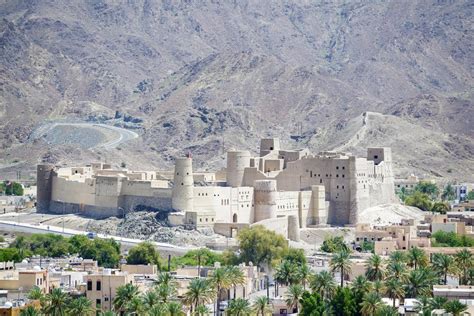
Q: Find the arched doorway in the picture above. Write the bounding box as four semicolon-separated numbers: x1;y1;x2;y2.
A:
232;213;238;223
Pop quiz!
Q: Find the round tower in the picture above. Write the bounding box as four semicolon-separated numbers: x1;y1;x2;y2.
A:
254;180;277;222
287;215;300;242
226;150;251;187
36;164;55;213
171;157;194;212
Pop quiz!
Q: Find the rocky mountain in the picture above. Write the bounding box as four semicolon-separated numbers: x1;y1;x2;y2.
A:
0;0;473;181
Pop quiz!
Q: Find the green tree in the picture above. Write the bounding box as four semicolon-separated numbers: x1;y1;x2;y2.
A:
321;236;349;253
127;241;161;266
183;278;215;313
43;288;70;316
113;283;140;312
441;184;456;201
226;298;252;316
385;278;404;308
67;297;94;316
147;304;169;316
330;287;357;316
237;225;288;269
467;190;474;200
310;270;336;300
299;291;327;316
443;300;467;316
432;253;455;284
431;201;450;214
414;181;439;199
285;284;304;313
455;248;474;285
3;181;24;196
360;292;382;316
330;249;352;287
80;238;121;268
405;191;432;212
365;254;385;281
253;296;272;316
283;248;307;266
351;275;372;315
432;231;474;247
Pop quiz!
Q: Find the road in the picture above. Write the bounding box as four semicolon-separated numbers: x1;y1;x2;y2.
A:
0;219;193;255
30;122;139;150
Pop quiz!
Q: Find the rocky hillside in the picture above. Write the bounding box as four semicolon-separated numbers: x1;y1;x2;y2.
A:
0;0;472;181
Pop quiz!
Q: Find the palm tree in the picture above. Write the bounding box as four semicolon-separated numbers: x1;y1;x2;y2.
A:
405;268;436;298
27;286;44;300
375;305;398;316
113;283;140;312
372;280;385;295
365;254;385;281
126;295;145;315
455;249;473;285
428;296;448;310
183;278;215;313
147;303;169;316
67;297;94;316
226;298;252;316
142;290;159;309
444;300;468;316
432;253;454;285
156;282;177;303
351;275;372;295
297;264;312;290
385;278;404;307
211;267;232;316
386;261;408;282
388;251;407;264
310;270;336;300
168;301;186;316
414;296;431;316
330;249;352;287
274;260;298;286
43;288;70;316
226;266;246;300
98;312;117;316
155;272;176;288
360;292;382;316
285;284;304;313
194;304;211;316
407;247;428;270
252;296;272;316
20;306;39;316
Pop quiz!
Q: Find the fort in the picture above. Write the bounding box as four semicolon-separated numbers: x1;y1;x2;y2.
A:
36;138;398;241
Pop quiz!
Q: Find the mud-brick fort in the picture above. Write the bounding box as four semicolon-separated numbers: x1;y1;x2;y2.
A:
37;138;397;241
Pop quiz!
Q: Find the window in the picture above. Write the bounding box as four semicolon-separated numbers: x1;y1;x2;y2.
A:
104;297;109;302
336;166;339;170
96;299;101;306
374;155;378;159
320;179;322;184
200;218;202;222
205;218;208;222
87;281;92;291
96;281;101;291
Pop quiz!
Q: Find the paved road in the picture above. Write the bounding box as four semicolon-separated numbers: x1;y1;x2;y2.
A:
0;220;193;255
30;122;139;150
